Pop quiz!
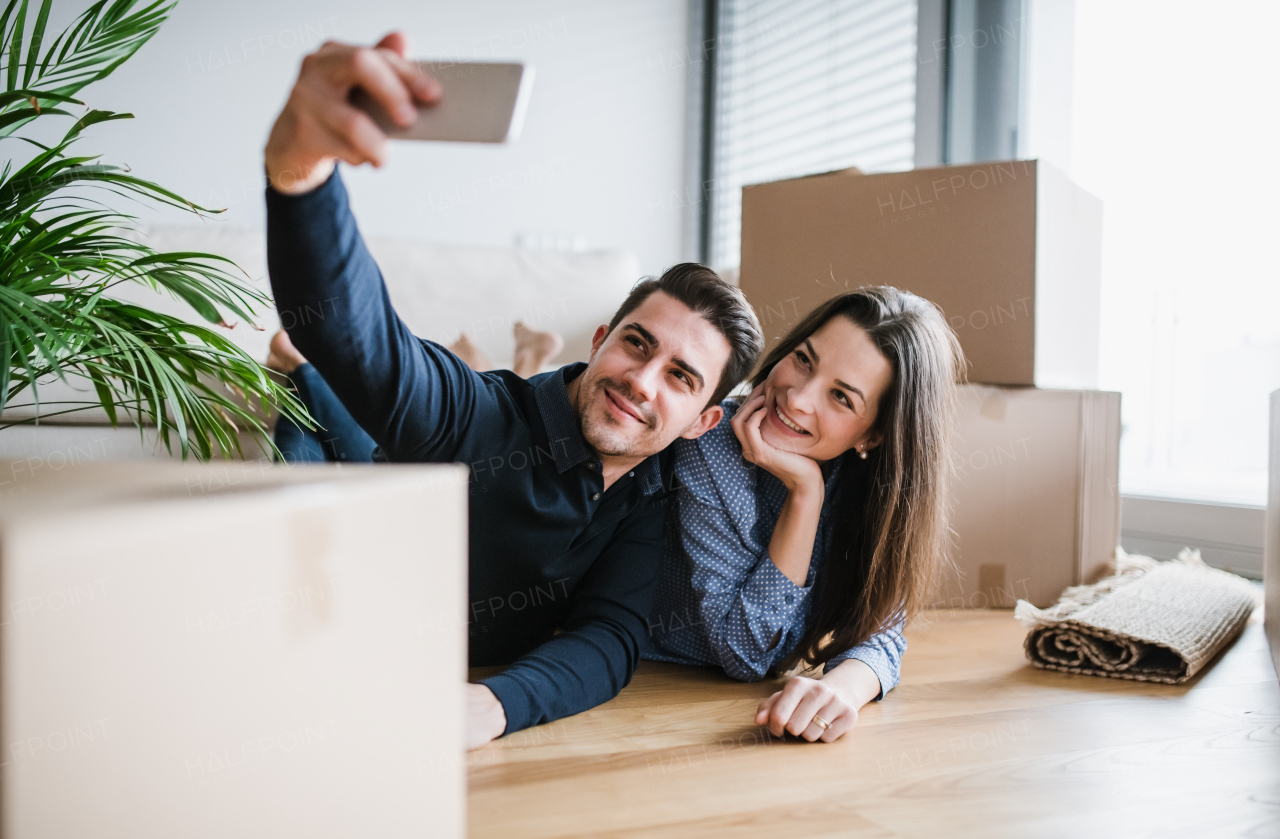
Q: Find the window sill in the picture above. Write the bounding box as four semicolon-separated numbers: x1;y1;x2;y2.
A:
1121;495;1265;580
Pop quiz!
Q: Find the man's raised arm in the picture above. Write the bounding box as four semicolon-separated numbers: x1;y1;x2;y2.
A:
264;34;478;461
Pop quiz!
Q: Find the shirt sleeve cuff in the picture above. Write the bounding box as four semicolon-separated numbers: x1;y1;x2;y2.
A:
739;554;812;631
826;649;894;702
264;163;344;222
477;673;531;736
265;161;342;201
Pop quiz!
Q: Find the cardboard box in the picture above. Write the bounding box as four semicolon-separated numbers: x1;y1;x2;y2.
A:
739;159;1103;388
1266;389;1280;681
936;385;1121;609
0;460;467;838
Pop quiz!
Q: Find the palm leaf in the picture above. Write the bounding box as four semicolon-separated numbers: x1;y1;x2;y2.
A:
0;0;173;136
0;0;314;459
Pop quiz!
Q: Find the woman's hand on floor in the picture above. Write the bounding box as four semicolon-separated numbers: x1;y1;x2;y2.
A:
755;675;858;743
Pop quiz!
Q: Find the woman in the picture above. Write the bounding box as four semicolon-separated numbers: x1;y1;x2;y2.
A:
644;286;964;743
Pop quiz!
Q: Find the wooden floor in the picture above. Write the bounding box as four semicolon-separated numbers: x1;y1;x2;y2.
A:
467;605;1280;838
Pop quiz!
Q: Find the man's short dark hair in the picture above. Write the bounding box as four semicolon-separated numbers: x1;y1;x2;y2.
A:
606;263;764;408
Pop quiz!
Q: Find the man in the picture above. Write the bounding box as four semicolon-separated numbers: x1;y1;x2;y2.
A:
263;32;764;748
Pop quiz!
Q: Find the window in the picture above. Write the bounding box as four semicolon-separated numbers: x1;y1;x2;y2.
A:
1072;0;1280;506
701;0;1278;507
705;0;919;269
943;0;1022;164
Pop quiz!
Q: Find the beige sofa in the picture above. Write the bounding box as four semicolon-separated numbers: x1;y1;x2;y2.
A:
0;226;642;463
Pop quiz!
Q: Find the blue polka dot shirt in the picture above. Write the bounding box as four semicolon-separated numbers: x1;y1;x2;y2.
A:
643;400;906;700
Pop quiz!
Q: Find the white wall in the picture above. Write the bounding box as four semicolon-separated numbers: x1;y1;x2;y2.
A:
71;0;691;276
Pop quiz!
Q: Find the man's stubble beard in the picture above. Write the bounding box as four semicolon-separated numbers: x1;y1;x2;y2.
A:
577;374;661;459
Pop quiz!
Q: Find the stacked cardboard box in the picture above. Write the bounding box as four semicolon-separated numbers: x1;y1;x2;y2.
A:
739;160;1119;608
0;460;468;837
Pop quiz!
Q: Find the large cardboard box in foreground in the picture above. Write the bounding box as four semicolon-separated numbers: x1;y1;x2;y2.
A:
1266;389;1280;682
937;386;1121;609
0;460;467;838
740;159;1103;388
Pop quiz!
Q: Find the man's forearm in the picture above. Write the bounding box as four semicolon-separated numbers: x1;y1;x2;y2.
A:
266;169;386;405
266;167;371;364
266;168;418;453
478;619;639;735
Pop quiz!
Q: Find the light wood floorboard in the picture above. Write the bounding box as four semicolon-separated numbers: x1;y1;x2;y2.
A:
468;607;1280;838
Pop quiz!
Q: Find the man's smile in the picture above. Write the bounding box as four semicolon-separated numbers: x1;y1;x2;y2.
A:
603;386;647;425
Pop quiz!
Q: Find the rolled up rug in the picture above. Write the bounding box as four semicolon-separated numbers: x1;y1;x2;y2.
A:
1014;548;1261;684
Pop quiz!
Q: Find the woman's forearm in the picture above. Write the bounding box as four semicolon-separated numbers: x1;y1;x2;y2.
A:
767;484;825;586
821;657;884;710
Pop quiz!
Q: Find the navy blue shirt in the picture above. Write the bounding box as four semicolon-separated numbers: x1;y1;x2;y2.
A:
265;168;673;734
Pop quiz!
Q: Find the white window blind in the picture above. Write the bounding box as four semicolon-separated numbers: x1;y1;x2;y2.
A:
707;0;919;268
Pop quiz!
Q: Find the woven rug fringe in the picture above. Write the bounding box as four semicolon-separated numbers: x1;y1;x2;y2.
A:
1013;548;1209;627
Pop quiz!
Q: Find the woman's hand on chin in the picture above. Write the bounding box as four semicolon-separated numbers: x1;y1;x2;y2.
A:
755;675;858;743
732;385;824;496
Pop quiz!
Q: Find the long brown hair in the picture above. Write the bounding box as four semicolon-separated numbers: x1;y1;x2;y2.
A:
760;287;965;673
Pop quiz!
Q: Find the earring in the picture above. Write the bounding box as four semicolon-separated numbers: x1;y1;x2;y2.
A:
858;448;868;460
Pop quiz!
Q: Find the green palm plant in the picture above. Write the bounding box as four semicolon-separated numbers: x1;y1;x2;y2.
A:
0;0;311;459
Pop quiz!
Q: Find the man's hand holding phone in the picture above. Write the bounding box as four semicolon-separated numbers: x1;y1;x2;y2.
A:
264;32;440;196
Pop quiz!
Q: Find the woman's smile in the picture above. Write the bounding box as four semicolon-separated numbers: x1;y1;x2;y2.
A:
766;395;812;437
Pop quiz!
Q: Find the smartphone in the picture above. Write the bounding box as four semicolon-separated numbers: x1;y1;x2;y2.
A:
351;61;534;144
